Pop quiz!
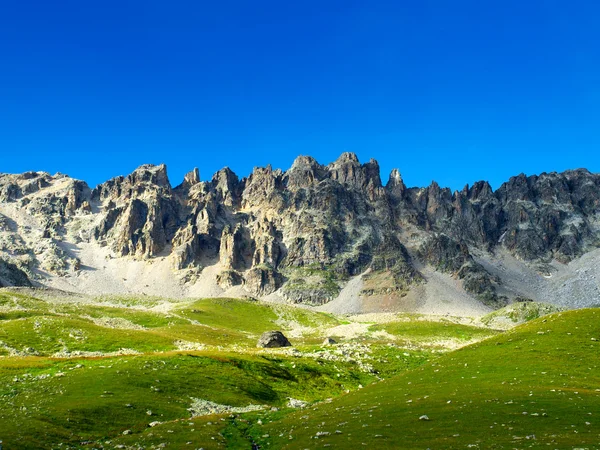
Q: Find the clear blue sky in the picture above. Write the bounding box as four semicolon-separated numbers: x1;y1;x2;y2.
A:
1;0;599;190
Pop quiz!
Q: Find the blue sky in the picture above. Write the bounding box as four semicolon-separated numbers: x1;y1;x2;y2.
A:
1;0;599;190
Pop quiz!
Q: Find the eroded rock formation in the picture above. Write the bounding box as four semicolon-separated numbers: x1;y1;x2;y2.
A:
1;154;598;307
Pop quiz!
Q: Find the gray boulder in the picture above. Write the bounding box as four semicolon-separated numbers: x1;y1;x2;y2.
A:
257;331;292;348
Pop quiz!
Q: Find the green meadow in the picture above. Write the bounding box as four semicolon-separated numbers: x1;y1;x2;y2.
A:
1;289;597;449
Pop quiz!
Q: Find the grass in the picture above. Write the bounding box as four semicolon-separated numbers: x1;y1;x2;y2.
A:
177;297;339;335
176;297;280;333
0;316;177;354
370;316;501;347
5;291;597;448
481;301;564;327
0;350;380;448
0;291;49;311
62;304;190;328
92;294;185;308
0;295;342;356
0;292;435;448
253;308;600;448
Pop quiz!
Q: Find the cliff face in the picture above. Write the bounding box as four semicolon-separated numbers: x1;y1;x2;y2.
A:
0;154;598;308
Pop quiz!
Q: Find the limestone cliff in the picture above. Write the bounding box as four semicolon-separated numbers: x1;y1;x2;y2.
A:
0;155;598;308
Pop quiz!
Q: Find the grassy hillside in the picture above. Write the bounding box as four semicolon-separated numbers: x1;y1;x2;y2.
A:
254;308;600;448
481;301;564;328
369;315;501;349
0;350;380;448
0;293;339;356
4;290;592;449
1;291;470;449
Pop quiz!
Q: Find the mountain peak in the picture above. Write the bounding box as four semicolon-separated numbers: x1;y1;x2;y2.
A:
332;152;359;165
184;167;200;185
127;163;170;188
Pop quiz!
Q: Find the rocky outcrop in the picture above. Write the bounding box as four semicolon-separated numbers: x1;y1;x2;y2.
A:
327;153;382;196
284;156;327;191
92;164;171;202
244;266;282;296
361;237;423;297
251;217;282;268
0;258;32;287
418;234;472;273
92;165;179;258
36;241;81;276
103;196;178;258
1;154;599;308
0;171;52;202
216;269;243;289
210;167;243;207
219;224;253;271
281;265;343;305
493;170;597;263
418;234;501;305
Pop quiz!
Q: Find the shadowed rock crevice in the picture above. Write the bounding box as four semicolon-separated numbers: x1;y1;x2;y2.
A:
0;258;32;287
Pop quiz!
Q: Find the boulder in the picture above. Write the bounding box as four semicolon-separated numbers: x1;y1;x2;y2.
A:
257;331;292;348
216;270;243;289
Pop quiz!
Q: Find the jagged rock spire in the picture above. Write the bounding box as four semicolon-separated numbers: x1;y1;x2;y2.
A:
184;168;200;185
127;164;170;188
327;152;382;190
386;168;406;198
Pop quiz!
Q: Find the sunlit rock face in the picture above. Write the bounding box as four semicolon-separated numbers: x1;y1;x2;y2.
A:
1;155;599;305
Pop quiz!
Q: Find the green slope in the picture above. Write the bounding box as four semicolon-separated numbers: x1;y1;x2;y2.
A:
5;290;593;449
0;293;435;448
0;294;341;356
254;308;600;448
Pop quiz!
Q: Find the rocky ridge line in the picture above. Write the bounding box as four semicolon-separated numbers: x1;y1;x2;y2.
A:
1;153;598;308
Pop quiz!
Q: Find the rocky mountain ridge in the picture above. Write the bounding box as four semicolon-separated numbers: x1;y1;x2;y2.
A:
1;153;599;312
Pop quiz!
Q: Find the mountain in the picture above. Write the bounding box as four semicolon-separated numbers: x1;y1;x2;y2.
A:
1;153;599;313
